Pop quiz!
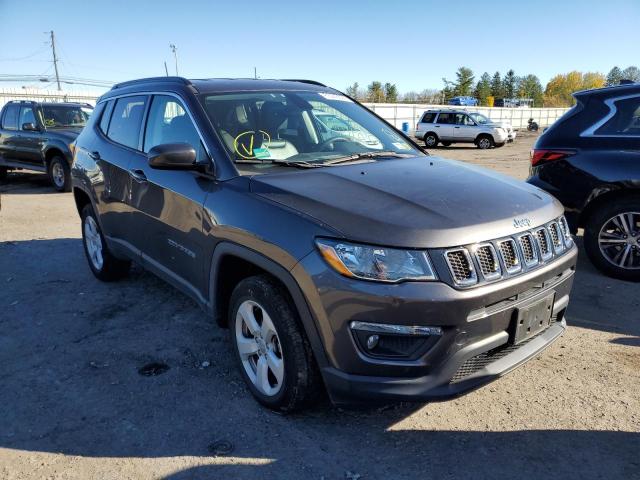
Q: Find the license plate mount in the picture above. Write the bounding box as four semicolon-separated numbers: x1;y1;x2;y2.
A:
511;293;555;345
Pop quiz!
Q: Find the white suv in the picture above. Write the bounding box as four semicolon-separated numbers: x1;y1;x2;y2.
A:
415;110;509;149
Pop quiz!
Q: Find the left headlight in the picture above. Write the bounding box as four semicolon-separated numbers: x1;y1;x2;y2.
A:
316;239;437;282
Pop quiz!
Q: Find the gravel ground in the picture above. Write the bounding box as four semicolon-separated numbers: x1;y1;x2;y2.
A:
0;132;639;480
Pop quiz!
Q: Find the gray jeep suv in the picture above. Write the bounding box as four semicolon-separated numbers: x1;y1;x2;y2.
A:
71;77;577;411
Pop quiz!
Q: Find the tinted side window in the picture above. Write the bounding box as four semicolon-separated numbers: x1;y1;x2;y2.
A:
421;112;436;123
2;104;20;130
455;113;474;126
99;100;115;134
19;106;37;129
436;113;453;124
143;95;203;159
107;96;148;149
595;96;640;136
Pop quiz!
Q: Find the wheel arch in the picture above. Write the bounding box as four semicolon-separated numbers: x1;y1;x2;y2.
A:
579;187;640;229
208;242;329;369
474;132;494;144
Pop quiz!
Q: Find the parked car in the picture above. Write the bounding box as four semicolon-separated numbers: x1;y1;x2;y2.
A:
0;100;93;191
448;96;478;106
467;111;517;142
72;77;577;411
415;109;509;148
528;83;640;281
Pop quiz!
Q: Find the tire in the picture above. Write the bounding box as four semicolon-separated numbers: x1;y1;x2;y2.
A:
48;156;71;192
229;275;321;412
441;141;452;147
476;135;494;149
495;142;506;148
583;197;640;281
81;204;131;281
423;133;438;148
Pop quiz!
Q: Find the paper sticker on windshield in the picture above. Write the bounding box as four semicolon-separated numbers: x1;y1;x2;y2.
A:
253;147;271;159
318;92;352;102
392;141;411;150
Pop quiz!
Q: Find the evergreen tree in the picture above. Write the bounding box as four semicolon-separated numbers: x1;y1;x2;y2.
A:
367;81;385;102
384;82;398;102
345;82;360;100
474;72;492;106
453;67;475;96
502;69;517;98
622;66;640;82
517;74;544;107
490;71;503;98
606;67;623;86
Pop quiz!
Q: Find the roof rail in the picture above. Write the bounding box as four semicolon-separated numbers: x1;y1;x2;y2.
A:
112;76;192;90
281;79;327;87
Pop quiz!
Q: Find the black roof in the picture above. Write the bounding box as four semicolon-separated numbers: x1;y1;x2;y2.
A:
574;82;640;98
109;76;330;95
5;100;93;107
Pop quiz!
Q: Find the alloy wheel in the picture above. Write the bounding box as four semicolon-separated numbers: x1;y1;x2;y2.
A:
478;138;491;149
235;300;285;396
84;216;104;270
598;212;640;270
52;162;65;188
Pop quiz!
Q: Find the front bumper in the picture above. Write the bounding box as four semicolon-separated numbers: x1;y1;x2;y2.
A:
292;244;577;404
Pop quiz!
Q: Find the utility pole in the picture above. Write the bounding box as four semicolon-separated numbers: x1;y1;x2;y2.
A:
49;30;61;91
164;61;169;76
169;44;178;76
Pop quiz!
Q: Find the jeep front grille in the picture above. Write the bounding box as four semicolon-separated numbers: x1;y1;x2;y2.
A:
475;244;501;280
548;222;564;253
445;248;477;286
498;239;521;273
536;228;553;260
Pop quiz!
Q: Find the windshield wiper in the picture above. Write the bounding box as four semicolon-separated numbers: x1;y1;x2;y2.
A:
322;151;414;165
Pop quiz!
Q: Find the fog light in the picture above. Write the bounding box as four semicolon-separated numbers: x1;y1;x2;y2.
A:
366;334;380;350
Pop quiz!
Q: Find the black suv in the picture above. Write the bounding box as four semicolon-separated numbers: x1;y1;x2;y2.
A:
528;83;640;281
71;77;577;411
0;100;93;191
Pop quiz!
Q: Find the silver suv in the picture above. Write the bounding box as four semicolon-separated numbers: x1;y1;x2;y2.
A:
415;109;509;149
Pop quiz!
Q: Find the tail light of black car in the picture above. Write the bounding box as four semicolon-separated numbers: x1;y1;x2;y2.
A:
530;149;576;167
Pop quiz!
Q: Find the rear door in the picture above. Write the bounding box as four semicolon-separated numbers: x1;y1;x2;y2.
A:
434;113;455;140
129;94;210;299
454;113;478;141
0;104;21;163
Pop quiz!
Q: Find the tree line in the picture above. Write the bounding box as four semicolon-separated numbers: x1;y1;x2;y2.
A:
345;66;640;107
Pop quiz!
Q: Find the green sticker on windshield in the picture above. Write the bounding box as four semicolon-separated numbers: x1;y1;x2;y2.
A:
253;147;271;159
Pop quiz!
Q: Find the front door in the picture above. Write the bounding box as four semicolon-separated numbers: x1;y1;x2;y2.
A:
15;105;45;166
128;94;210;300
454;113;479;141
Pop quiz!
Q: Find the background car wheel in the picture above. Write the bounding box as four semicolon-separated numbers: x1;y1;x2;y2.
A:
583;198;640;281
48;156;71;192
495;142;506;148
229;275;321;412
441;141;452;147
423;133;438;148
0;167;7;182
476;135;494;149
81;204;131;281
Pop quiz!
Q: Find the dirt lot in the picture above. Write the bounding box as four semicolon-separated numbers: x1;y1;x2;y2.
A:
1;132;639;480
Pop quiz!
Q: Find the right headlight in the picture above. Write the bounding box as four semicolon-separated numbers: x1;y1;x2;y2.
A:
316;239;437;283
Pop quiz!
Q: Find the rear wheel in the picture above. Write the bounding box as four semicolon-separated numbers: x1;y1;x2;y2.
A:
441;141;452;147
229;275;321;412
584;198;640;281
81;204;131;281
48;156;71;192
423;133;438;148
476;135;494;149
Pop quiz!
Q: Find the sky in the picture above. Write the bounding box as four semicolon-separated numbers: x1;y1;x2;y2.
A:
1;0;639;95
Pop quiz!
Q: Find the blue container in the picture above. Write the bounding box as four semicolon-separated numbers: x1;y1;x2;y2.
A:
402;122;409;133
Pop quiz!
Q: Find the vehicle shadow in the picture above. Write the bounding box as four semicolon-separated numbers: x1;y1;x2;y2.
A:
0;171;54;194
0;238;638;480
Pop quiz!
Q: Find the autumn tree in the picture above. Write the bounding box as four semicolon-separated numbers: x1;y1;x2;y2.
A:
606;67;623;86
622;66;640;82
544;71;605;107
367;81;385;103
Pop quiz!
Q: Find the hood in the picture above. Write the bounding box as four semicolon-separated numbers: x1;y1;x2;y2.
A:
47;127;83;141
250;157;563;248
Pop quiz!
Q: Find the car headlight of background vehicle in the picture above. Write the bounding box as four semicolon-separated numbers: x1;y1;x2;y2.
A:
316;239;436;282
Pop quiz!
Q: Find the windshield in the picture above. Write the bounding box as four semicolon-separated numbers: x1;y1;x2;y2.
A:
468;113;490;125
200;90;422;173
41;105;93;128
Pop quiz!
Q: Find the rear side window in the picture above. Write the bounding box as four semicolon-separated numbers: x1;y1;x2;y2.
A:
436;113;453;124
594;96;640;136
421;112;436;123
2;104;20;130
99;100;115;134
107;96;148;149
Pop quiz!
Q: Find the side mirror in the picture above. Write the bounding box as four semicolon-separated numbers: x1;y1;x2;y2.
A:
147;143;197;170
22;122;39;131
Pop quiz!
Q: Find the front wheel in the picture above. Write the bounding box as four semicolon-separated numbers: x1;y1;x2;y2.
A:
81;204;131;281
48;156;71;192
229;275;321;412
476;135;494;149
583;199;640;281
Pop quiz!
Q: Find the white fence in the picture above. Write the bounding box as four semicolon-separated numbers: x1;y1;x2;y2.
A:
0;88;99;110
364;103;570;131
0;88;569;132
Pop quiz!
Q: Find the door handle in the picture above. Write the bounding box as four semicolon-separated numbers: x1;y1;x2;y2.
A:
129;168;148;183
88;151;101;160
435;125;440;128
454;126;460;129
